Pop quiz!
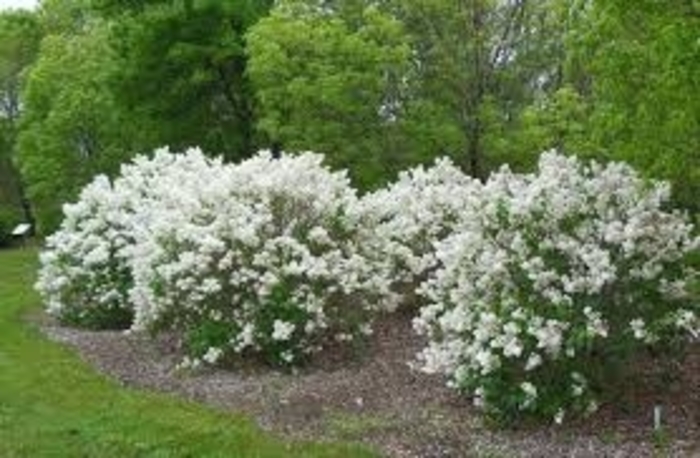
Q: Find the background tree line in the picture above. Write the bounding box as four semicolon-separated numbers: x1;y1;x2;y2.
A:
0;0;698;235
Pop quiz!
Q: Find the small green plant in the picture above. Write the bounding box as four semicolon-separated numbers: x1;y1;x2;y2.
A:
651;427;672;456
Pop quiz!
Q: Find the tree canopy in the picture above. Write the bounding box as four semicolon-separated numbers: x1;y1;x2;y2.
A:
0;0;697;233
0;9;41;228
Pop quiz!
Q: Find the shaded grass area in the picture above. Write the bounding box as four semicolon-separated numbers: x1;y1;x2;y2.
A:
0;248;375;457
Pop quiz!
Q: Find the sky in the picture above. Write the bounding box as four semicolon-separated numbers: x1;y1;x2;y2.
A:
0;0;38;10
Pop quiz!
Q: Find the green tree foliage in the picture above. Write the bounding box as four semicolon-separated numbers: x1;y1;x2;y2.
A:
577;0;700;211
519;0;700;211
39;0;93;35
248;1;413;187
0;9;41;230
103;0;273;160
3;0;698;233
0;10;40;127
248;0;570;185
17;21;135;232
504;85;592;171
12;0;274;233
390;0;527;176
0;10;41;238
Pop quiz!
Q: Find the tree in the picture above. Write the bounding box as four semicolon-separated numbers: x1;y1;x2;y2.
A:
248;1;413;187
0;9;41;228
38;0;93;35
102;0;273;160
17;21;136;232
248;0;572;185
15;0;276;232
573;0;700;211
394;0;583;176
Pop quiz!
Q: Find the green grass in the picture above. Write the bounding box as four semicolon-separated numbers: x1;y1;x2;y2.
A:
0;248;376;457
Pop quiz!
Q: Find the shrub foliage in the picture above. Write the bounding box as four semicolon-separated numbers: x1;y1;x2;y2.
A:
37;148;699;424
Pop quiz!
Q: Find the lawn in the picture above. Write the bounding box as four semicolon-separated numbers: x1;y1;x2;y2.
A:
0;248;375;458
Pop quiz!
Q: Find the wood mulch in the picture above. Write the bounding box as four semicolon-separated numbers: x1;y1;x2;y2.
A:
36;311;699;457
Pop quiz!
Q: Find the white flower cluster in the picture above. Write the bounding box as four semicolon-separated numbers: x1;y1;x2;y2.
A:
130;151;393;365
37;174;133;327
38;148;392;366
414;150;699;421
36;147;222;329
353;158;481;309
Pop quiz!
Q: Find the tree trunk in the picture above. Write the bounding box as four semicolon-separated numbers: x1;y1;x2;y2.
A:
3;155;35;230
16;175;35;230
465;0;485;180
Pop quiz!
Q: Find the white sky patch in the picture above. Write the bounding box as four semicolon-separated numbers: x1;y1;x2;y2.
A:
0;0;38;11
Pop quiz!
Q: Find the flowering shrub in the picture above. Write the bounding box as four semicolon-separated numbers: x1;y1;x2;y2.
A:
38;147;391;366
129;151;393;367
37;175;134;328
36;147;221;329
353;158;481;310
414;151;699;423
39;145;699;417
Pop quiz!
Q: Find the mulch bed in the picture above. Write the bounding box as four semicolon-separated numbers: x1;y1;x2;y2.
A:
36;311;699;457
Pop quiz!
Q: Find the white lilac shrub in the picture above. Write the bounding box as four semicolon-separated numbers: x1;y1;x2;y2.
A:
129;151;394;367
353;158;481;309
36;174;134;328
414;151;699;423
36;147;221;329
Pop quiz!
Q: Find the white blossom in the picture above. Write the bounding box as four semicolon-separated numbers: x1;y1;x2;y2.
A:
554;408;565;425
271;320;296;341
520;381;538;409
202;346;224;365
630;318;647;340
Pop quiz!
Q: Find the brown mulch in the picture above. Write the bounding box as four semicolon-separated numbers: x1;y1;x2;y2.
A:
36;311;699;458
